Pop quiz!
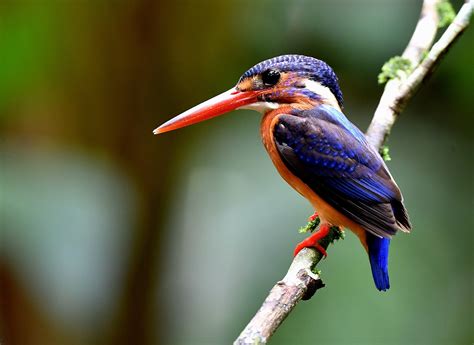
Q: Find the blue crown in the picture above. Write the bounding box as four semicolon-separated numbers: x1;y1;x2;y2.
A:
239;55;344;108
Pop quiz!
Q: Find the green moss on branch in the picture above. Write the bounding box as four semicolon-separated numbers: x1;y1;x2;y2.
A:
378;56;412;84
380;145;392;161
437;0;455;28
297;216;345;274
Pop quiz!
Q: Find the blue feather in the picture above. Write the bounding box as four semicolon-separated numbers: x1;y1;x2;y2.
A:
274;106;410;238
312;105;368;143
366;233;391;291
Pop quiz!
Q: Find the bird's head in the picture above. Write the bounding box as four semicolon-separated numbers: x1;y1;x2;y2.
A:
154;54;343;134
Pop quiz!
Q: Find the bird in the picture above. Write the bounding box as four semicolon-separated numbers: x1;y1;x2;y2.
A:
154;54;411;291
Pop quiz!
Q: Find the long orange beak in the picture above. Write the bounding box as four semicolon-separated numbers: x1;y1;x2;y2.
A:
153;88;260;135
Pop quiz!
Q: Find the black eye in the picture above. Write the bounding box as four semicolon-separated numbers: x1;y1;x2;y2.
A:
261;69;280;86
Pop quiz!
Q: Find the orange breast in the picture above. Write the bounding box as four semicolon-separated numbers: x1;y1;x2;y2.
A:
260;109;368;250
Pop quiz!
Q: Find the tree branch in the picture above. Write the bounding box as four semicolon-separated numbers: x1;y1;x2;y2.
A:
366;0;473;148
234;1;473;344
234;227;342;345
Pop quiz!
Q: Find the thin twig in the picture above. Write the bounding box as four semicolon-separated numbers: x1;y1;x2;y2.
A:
365;0;441;148
402;0;440;65
367;0;473;148
393;1;474;114
234;1;473;344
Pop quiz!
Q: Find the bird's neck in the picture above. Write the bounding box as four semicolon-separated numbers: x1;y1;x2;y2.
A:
303;80;342;111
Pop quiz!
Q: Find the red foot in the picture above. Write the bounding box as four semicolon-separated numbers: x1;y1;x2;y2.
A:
308;212;319;222
294;223;330;258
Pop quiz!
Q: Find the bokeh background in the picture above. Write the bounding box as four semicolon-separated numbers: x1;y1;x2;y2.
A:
1;0;473;344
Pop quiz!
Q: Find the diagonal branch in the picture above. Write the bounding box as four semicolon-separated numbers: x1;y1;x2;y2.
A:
367;0;473;148
234;227;341;345
234;1;473;344
366;0;441;148
401;0;440;65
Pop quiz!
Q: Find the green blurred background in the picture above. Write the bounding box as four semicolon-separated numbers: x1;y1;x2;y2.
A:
0;1;472;344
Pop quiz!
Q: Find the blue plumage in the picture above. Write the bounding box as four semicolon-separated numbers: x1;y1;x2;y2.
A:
316;105;367;143
366;233;391;291
274;105;411;238
239;55;344;108
272;104;412;290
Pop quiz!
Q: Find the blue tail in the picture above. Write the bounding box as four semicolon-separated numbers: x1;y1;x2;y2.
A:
366;233;390;291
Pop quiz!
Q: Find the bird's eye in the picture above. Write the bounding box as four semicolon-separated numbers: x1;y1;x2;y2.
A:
261;69;280;86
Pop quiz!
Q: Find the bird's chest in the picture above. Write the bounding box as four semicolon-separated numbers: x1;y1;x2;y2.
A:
260;111;309;198
259;110;361;232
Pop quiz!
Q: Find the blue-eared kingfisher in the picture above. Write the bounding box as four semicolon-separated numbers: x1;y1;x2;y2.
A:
154;55;411;291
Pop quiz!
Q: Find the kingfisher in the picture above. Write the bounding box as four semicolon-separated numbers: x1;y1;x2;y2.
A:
154;55;411;291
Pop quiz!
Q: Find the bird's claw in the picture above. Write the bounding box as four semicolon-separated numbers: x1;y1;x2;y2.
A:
308;212;319;222
293;223;330;258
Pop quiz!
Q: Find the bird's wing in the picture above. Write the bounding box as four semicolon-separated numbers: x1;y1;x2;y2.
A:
273;105;411;238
